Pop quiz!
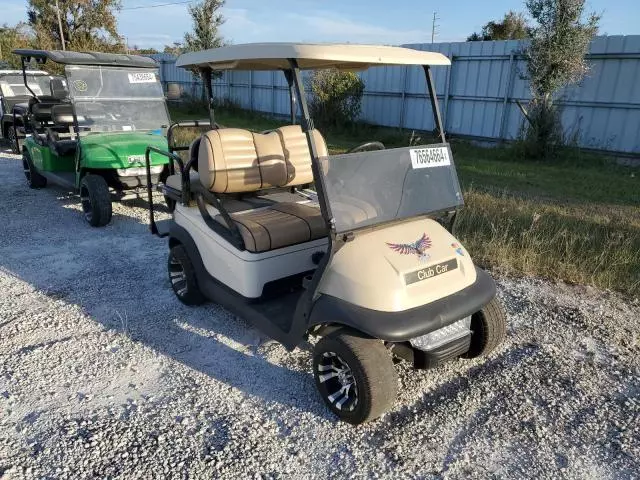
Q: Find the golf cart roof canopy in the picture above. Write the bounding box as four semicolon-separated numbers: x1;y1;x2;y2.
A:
11;49;157;69
176;42;451;71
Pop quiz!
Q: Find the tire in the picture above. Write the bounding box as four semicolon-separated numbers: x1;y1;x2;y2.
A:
22;150;47;189
461;297;507;359
168;244;205;305
80;174;112;227
313;328;397;424
7;125;21;154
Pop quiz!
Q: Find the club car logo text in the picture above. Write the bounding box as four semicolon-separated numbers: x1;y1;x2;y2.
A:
409;146;450;169
404;258;457;285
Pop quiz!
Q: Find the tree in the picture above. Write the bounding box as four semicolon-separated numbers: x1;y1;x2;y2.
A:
467;11;531;41
131;46;159;55
183;0;225;53
521;0;600;159
163;42;184;56
0;24;33;69
27;0;123;52
182;0;225;99
309;70;365;128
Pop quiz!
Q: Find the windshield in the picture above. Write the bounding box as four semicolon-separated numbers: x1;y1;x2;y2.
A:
0;74;52;97
65;65;169;133
319;144;463;233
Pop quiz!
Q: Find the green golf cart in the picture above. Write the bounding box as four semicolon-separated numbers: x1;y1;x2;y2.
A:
13;49;171;226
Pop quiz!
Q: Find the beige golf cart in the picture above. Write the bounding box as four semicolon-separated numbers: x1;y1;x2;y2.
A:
144;43;507;424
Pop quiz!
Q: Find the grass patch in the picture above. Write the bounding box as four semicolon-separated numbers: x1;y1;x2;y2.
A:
456;189;639;296
167;105;640;297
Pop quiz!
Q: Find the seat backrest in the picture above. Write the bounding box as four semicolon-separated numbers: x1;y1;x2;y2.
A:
50;78;68;100
51;104;74;125
29;96;62;122
198;125;327;194
276;125;328;186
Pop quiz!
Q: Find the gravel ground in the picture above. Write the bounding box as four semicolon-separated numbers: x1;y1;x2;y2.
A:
0;146;638;479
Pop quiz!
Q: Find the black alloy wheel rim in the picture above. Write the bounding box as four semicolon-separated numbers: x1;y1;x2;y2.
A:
316;351;358;412
80;185;92;222
169;255;188;297
8;127;16;151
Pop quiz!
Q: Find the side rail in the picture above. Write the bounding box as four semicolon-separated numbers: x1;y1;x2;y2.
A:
145;146;184;236
166;120;212;174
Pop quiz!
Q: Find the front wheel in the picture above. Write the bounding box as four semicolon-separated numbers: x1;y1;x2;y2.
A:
313;328;397;424
461;297;507;359
80;175;112;227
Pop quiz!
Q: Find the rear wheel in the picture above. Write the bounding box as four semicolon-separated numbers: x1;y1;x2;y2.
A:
22;150;47;189
168;244;205;305
80;175;112;227
313;328;397;424
461;297;507;359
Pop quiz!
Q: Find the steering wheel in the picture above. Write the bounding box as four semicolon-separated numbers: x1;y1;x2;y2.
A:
347;141;385;154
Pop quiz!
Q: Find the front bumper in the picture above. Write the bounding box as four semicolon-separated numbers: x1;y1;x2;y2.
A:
309;267;496;342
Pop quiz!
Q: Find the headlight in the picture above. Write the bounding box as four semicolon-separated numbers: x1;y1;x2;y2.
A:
409;316;471;351
117;165;163;177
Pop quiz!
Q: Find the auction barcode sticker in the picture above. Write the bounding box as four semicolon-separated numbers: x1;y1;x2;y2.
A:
409;146;451;169
127;72;157;84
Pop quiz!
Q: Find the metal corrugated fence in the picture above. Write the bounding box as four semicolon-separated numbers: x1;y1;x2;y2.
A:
149;35;640;155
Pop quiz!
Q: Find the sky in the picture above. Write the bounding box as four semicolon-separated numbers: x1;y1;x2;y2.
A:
2;0;639;50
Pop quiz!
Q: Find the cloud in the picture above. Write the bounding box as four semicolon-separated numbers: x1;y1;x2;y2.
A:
115;3;462;50
287;11;428;45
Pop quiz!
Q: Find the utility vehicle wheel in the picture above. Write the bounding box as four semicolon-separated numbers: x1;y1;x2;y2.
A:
7;126;21;154
22;151;47;188
313;329;397;424
80;175;112;227
462;297;507;359
168;245;205;305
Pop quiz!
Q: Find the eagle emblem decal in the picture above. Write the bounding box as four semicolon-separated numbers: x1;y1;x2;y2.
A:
387;233;433;263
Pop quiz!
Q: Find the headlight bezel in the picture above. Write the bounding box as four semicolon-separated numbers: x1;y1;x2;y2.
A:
409;316;472;352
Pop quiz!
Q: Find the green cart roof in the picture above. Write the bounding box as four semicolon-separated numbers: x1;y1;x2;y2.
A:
11;49;157;68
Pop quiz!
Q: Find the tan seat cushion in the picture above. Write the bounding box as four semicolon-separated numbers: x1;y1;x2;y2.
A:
199;129;261;193
218;202;327;252
198;125;328;193
252;130;287;187
276;125;328;186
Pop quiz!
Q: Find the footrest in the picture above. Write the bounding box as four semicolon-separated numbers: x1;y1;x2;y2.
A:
153;219;171;238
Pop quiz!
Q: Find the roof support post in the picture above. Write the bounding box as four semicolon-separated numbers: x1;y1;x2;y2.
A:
286;58;335;347
20;57;37;98
201;67;215;126
423;65;446;144
283;69;297;124
287;58;332;222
